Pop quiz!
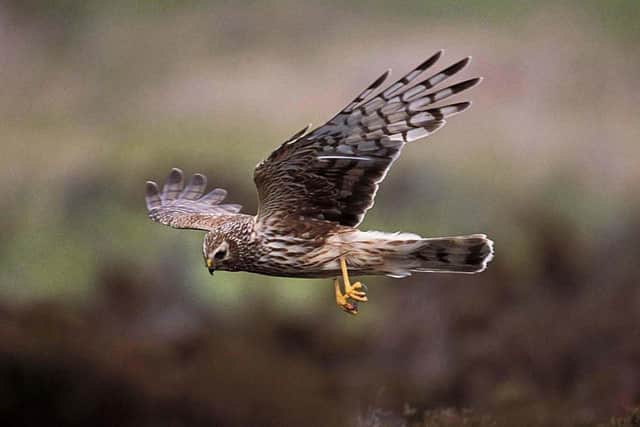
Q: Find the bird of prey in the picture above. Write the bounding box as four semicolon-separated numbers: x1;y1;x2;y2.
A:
145;51;494;315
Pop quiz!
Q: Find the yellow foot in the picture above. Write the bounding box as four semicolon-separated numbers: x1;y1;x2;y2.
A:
334;256;369;315
334;279;368;315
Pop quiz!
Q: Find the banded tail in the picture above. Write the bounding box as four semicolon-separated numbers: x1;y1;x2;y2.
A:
405;234;494;274
346;231;494;278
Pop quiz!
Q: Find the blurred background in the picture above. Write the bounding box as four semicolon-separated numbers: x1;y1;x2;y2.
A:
1;1;640;425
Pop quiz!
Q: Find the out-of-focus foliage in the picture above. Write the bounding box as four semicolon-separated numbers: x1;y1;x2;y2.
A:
1;1;639;425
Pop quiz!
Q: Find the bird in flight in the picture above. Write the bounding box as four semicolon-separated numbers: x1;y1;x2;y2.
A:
145;50;494;315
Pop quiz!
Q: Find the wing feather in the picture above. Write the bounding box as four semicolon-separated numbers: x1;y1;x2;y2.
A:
145;168;242;231
253;52;480;227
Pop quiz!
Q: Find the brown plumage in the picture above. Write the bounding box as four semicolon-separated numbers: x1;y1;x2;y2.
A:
145;51;494;314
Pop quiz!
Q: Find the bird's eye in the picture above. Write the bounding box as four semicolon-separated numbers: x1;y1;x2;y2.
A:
214;250;226;260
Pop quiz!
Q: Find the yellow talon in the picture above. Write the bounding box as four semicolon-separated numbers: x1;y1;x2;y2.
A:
334;278;358;315
333;257;369;315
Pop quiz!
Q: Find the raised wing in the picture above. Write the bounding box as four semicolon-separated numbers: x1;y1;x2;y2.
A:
254;51;480;227
145;168;242;231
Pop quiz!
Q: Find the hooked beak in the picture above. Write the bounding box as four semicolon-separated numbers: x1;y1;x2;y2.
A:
206;259;215;275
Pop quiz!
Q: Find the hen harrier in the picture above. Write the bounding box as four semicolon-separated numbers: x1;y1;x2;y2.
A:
145;51;494;315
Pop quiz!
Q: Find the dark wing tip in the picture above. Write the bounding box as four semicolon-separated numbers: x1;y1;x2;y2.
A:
145;181;159;195
190;173;207;186
168;168;184;183
423;101;472;121
453;101;472;114
452;77;483;93
443;56;471;77
452;100;472;110
371;69;391;89
145;181;161;211
418;50;444;71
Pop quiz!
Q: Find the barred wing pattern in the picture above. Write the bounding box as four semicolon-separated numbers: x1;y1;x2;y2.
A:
145;168;242;231
254;51;481;227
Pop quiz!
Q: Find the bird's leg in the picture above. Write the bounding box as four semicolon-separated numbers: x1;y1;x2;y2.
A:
334;256;368;315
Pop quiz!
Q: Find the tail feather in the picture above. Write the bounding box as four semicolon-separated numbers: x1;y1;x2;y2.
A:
350;231;493;277
347;231;494;277
408;234;494;274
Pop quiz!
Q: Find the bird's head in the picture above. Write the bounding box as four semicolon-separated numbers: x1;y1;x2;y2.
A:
203;232;232;274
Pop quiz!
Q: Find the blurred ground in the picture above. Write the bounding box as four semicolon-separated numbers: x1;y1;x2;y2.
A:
1;1;640;425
